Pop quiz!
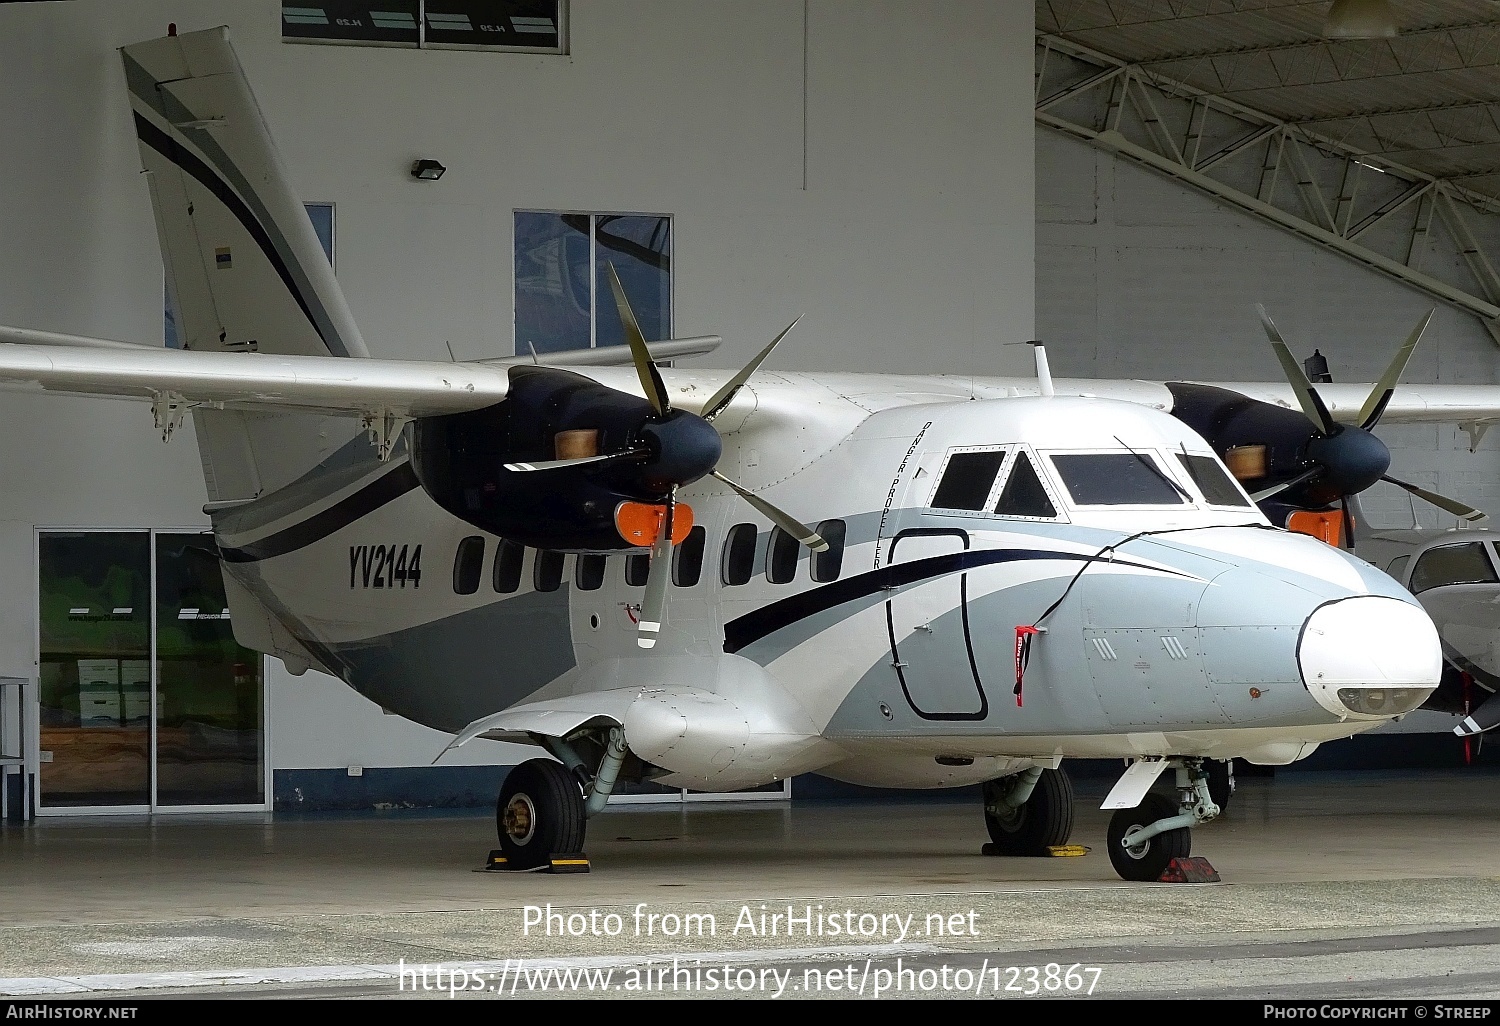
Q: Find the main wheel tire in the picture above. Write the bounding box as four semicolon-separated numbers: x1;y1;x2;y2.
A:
983;768;1076;856
496;759;586;869
1206;759;1234;812
1107;792;1191;882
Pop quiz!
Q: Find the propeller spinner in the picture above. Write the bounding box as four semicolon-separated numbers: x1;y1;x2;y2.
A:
507;264;826;648
1251;306;1485;543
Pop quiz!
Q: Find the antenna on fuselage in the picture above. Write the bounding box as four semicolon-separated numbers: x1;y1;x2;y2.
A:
1028;340;1054;398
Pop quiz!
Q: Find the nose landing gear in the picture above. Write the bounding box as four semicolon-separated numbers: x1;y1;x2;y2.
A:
1105;757;1220;882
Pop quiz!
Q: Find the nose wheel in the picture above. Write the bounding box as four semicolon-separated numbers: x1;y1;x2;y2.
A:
1106;792;1191;881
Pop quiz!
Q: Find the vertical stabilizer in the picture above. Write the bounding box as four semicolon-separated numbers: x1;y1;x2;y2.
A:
121;27;372;497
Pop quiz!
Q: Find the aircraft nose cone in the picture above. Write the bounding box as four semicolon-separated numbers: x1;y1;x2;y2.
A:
1297;596;1441;719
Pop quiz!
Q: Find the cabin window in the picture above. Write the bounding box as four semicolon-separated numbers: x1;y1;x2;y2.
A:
993;452;1057;519
452;536;485;595
534;550;565;592
931;450;1006;511
1175;452;1251;507
1409;543;1498;595
492;539;524;593
811;520;846;582
722;524;757;586
625;552;649;587
673;526;706;587
1049;453;1187;506
575;553;606;591
766;527;800;584
1386;555;1410;581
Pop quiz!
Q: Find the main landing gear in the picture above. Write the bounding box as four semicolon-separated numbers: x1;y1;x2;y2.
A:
981;766;1076;856
495;727;630;869
1106;758;1219;882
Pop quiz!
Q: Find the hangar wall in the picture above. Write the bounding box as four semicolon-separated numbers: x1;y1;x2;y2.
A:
0;1;1036;805
1036;127;1500;748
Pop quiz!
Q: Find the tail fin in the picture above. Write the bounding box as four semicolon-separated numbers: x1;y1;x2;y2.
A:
122;27;372;497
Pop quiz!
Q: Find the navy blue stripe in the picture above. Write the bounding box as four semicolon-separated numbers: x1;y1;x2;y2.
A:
133;112;332;352
219;463;420;563
723;547;1178;654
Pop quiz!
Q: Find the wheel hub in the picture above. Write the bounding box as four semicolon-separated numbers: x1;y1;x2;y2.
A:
503;793;538;845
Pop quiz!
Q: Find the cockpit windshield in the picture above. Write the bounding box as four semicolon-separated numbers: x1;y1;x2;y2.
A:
1049;452;1187;506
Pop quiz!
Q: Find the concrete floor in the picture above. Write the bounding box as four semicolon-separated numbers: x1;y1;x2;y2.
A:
3;769;1500;999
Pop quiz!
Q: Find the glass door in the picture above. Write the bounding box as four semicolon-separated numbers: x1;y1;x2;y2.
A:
37;532;152;809
36;530;267;813
154;533;265;808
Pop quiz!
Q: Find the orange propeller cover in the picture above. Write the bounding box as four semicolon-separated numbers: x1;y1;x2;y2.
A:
615;501;694;547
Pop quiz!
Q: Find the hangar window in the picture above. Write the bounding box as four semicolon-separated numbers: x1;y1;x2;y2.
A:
453;536;485;594
514;211;671;355
492;539;524;593
534;550;566;592
930;450;1006;511
993;452;1057;519
1409;543;1498;595
722;524;757;586
1049;453;1187;506
625;552;649;587
673;527;706;588
766;527;800;585
811;520;846;583
281;2;566;53
575;553;606;591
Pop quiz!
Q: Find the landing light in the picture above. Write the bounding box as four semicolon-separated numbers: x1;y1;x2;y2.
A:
1337;688;1424;716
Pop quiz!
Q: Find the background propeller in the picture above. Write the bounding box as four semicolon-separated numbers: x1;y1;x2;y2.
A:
1253;305;1485;543
509;264;826;648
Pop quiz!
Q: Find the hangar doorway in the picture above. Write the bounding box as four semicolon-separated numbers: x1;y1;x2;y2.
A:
34;530;268;814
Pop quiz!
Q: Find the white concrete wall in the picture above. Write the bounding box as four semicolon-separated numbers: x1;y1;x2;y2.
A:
0;1;1036;773
1037;128;1500;738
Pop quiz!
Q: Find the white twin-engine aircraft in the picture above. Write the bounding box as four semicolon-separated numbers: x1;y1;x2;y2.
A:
7;27;1500;880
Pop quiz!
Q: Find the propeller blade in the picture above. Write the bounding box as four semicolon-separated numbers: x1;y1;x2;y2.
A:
1257;305;1337;436
700;315;803;423
503;449;646;473
604;262;670;417
1357;308;1434;431
1382;475;1488;522
1249;466;1322;502
637;490;675;649
1455;690;1500;737
710;469;828;551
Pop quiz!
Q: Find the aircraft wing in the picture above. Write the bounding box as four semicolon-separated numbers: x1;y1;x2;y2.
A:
0;340;510;419
1190;381;1500;427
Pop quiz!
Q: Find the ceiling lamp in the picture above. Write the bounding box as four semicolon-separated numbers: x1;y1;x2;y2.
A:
1324;0;1399;39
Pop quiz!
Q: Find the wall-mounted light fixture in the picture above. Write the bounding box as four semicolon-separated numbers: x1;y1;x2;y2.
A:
410;159;447;181
1324;0;1399;39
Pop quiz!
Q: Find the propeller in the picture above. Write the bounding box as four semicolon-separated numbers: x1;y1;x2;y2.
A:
1254;306;1485;539
508;263;825;648
1455;691;1500;738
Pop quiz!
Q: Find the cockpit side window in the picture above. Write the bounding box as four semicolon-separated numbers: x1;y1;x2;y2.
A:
931;449;1006;511
1049;453;1187;506
1409;543;1498;594
1175;452;1252;507
993;451;1057;519
1386;554;1410;582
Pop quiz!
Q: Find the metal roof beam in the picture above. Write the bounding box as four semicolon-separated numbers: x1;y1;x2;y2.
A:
1036;36;1500;346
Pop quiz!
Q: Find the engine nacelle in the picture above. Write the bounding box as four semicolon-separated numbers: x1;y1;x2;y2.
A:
410;365;719;550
